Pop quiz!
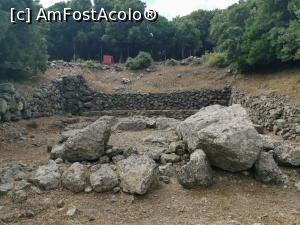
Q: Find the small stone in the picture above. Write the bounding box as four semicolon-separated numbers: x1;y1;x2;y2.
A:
88;215;96;221
112;155;125;164
12;190;27;204
84;186;93;193
127;195;135;204
113;187;121;193
0;205;4;210
66;206;77;217
105;147;124;158
158;163;176;177
178;149;213;188
31;186;42;194
110;195;117;203
0;182;14;196
30;160;61;190
160;153;181;164
57;200;65;208
14;180;31;191
254;152;288;185
98;156;110;164
242;171;250;176
168;141;186;156
146;147;167;162
47;145;53;153
159;176;170;184
90;164;119;193
62;162;87;193
55;158;63;164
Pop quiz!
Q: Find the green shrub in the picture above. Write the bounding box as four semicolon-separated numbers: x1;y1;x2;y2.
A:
200;52;228;68
165;58;180;66
81;60;98;70
191;57;202;65
126;52;153;70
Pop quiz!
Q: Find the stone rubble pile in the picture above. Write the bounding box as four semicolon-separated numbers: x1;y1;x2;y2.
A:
2;105;299;207
0;83;31;122
231;90;300;141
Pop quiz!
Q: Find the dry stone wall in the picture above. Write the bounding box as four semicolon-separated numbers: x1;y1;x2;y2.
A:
0;83;31;122
231;90;300;141
28;75;231;117
1;75;299;141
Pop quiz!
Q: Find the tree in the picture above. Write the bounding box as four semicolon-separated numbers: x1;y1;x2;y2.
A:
210;0;299;71
173;18;201;59
186;9;218;54
0;0;48;79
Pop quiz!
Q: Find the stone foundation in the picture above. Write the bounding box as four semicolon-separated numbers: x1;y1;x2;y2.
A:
0;75;299;140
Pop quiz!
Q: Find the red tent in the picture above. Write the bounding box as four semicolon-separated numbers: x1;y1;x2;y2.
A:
103;55;114;65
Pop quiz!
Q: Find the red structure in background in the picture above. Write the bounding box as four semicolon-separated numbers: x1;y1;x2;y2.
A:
103;55;114;65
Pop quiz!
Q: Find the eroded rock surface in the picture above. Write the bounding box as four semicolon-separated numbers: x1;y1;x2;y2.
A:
56;117;112;162
90;164;119;192
62;162;88;193
274;143;300;167
117;155;158;195
177;105;262;172
254;152;288;185
30;161;61;190
178;149;213;188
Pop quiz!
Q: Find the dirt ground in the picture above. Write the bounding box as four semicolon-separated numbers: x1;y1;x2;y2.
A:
1;116;300;225
12;64;300;105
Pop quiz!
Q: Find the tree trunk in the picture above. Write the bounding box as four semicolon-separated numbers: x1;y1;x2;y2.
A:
100;46;103;63
181;47;185;59
127;45;130;59
119;50;123;63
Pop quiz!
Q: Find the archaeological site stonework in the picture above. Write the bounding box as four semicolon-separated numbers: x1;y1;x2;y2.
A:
0;75;299;141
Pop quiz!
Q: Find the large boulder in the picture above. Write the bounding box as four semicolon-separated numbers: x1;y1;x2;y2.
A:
30;160;61;190
274;143;300;167
60;118;111;162
90;164;119;192
116;155;158;195
177;105;262;172
62;163;88;193
254;152;288;185
177;149;213;188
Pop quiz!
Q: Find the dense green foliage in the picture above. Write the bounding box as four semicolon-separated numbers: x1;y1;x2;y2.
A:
165;59;180;66
0;0;299;79
0;0;48;78
210;0;300;71
126;51;153;70
200;52;228;68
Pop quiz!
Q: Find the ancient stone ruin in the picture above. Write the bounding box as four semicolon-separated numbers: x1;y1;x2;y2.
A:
0;75;300;224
